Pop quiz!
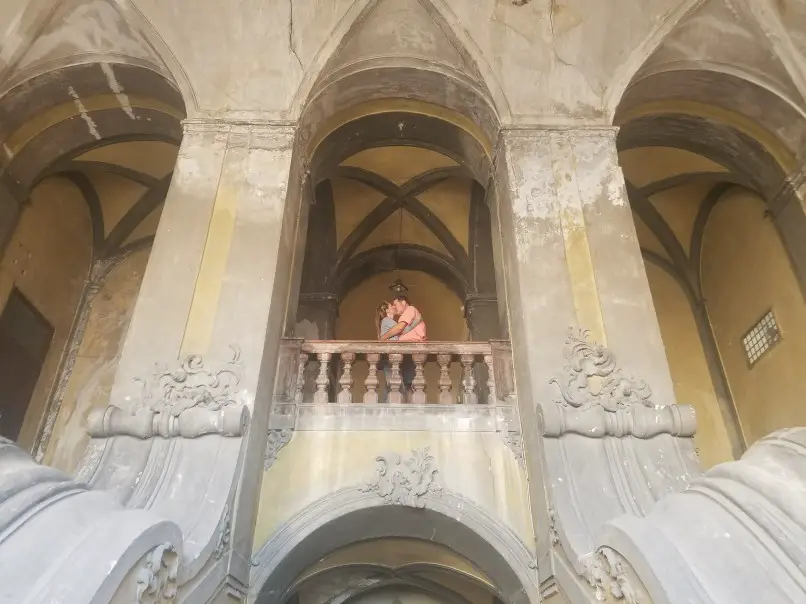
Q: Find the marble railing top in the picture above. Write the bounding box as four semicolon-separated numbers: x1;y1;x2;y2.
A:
300;340;510;355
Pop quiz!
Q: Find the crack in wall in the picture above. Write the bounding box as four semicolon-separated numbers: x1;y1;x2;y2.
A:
548;0;573;68
288;0;302;69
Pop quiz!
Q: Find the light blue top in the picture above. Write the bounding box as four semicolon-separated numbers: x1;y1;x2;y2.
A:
380;316;399;341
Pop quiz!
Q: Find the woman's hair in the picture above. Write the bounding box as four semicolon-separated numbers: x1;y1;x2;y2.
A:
376;301;391;338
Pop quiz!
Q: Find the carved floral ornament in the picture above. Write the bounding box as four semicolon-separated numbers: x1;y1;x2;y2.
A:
583;548;644;603
136;542;180;603
550;328;653;412
360;447;443;508
87;346;250;439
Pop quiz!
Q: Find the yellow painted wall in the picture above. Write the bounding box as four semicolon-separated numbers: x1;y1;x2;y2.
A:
644;263;733;467
333;147;469;261
702;189;806;445
0;177;92;449
0;140;175;453
45;250;149;472
253;431;534;554
336;270;468;402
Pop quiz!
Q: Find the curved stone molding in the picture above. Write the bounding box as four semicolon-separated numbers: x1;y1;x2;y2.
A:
598;428;806;604
360;447;443;507
264;428;293;470
87;404;249;438
542;401;696;439
250;487;539;604
0;438;185;603
541;327;699;594
136;542;180;603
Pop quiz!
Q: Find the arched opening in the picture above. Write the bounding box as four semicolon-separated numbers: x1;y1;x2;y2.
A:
290;110;503;405
615;56;806;465
252;496;536;604
0;60;185;464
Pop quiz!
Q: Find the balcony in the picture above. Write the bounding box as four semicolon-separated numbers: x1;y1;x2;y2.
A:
270;339;519;433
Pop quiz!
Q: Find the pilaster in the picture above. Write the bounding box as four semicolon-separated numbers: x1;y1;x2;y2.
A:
75;118;305;600
493;126;699;595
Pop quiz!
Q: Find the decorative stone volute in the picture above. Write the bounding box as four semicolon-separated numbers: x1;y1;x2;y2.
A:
360;447;443;508
86;346;250;439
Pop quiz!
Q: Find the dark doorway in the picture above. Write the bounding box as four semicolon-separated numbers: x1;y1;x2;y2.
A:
0;288;53;442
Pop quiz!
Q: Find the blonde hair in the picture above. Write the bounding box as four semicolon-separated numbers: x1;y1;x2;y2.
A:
376;301;391;338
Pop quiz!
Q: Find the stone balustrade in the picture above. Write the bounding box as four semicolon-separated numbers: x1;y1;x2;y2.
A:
273;339;515;406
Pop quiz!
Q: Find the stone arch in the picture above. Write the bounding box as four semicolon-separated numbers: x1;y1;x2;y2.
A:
614;49;806;461
289;0;509;124
251;488;538;604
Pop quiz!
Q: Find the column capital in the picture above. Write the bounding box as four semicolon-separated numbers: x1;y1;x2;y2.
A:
498;124;619;140
180;118;297;150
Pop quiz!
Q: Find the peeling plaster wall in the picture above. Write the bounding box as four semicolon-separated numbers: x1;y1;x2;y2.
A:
702;188;806;445
253;431;534;555
0;0;712;121
0;176;92;450
44;249;148;473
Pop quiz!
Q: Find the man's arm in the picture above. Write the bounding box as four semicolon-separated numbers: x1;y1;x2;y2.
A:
380;321;407;340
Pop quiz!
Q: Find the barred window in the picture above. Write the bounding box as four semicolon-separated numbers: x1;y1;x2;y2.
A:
742;310;781;366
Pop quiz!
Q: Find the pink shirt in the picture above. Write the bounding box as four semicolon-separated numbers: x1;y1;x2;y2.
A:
397;305;427;342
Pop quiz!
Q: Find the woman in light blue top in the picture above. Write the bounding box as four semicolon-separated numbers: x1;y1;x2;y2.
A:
376;301;398;402
377;301;399;342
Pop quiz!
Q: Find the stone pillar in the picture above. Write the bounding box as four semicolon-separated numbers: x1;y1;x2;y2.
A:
77;119;305;599
493;127;698;586
0;178;22;256
465;296;500;341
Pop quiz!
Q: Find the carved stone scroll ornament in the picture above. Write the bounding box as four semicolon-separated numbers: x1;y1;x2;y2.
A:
136;543;180;603
87;347;250;439
582;548;642;603
360;447;443;508
544;329;697;439
264;428;293;470
214;505;231;560
550;329;652;412
502;430;526;469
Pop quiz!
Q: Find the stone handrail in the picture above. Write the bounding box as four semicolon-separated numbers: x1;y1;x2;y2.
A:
274;339;515;405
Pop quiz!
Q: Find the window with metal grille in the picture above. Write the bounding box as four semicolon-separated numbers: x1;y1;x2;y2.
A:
742;310;780;367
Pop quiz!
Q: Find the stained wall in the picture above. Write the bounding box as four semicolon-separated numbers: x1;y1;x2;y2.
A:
44;250;149;473
702;188;806;445
0;177;92;449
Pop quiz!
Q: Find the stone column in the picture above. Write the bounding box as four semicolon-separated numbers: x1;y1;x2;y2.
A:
493;127;698;587
0;179;22;255
77;119;305;599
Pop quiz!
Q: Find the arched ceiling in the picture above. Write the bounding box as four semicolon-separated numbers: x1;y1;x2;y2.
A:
279;538;499;604
312;145;480;301
0;55;184;268
3;0;765;123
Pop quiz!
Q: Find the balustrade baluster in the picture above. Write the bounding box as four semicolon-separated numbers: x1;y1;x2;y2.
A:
460;354;478;405
387;353;404;404
295;352;308;404
364;353;381;404
437;354;453;405
484;354;496;404
411;353;428;404
314;352;331;404
337;352;356;404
